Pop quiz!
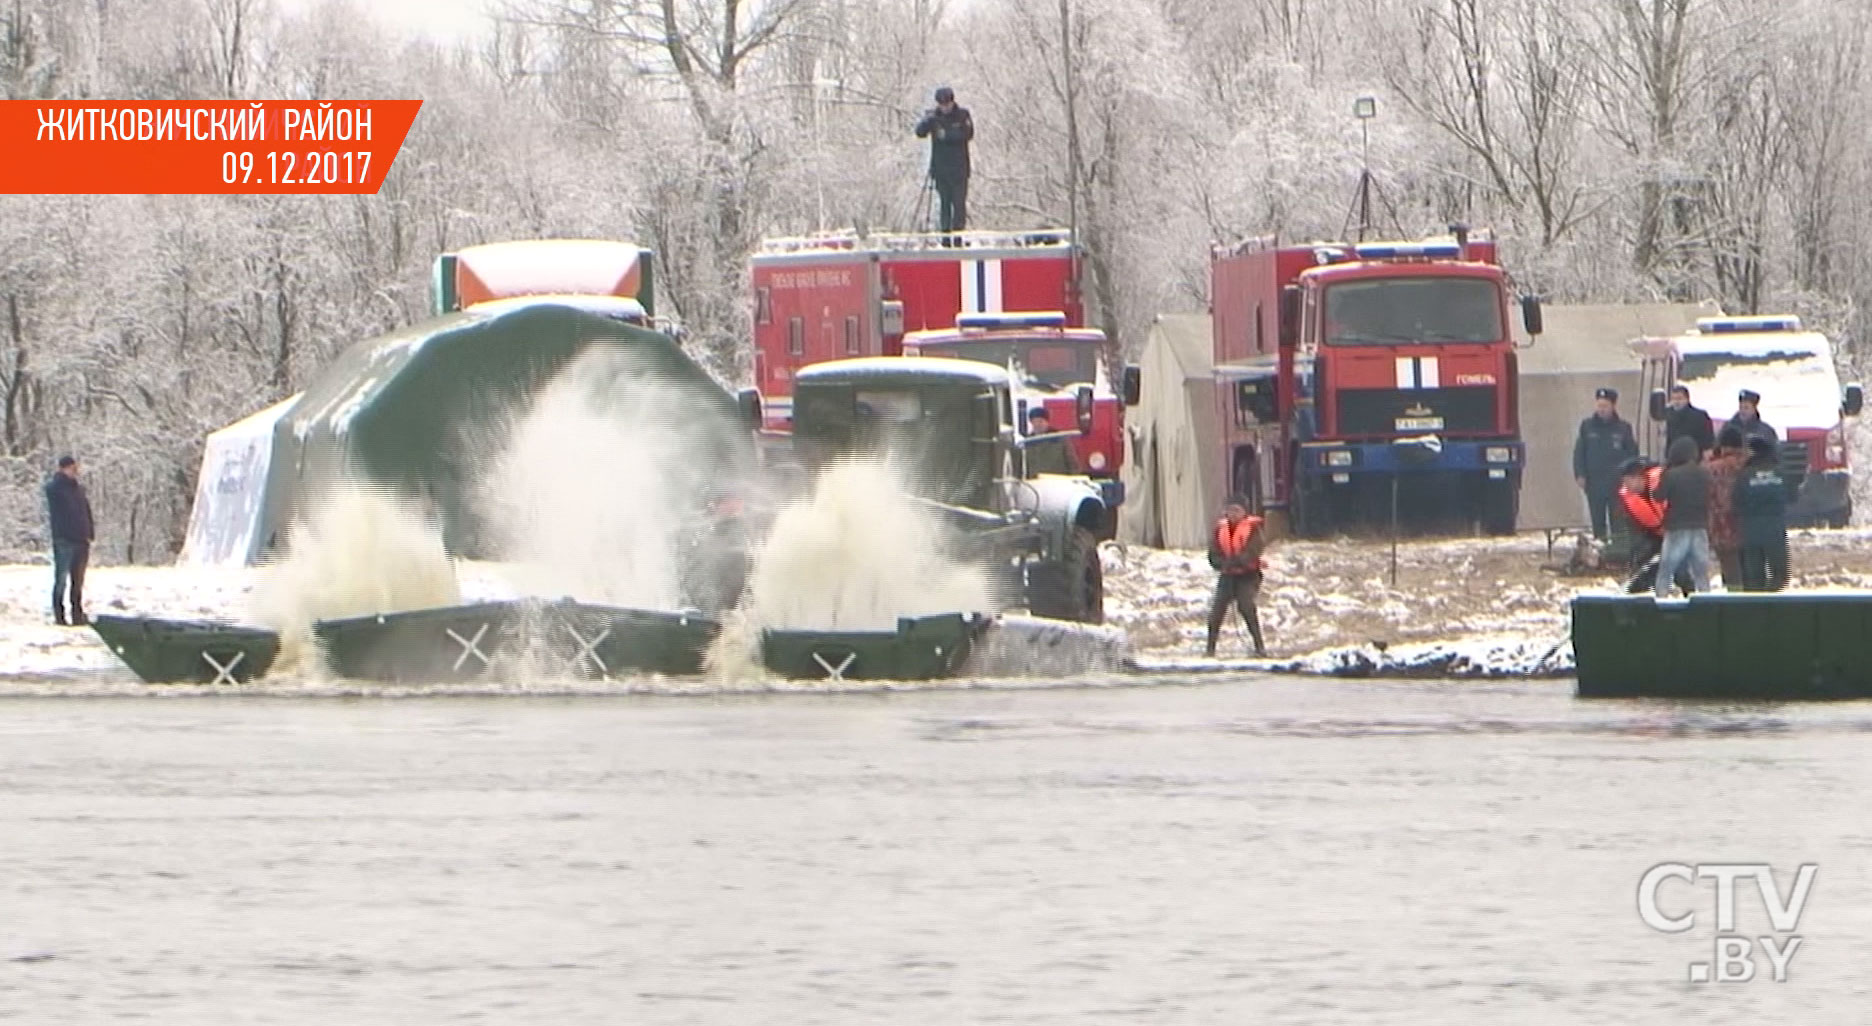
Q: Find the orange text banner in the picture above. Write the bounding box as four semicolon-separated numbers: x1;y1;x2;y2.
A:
0;100;422;195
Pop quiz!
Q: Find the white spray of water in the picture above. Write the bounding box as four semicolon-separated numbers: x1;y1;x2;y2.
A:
478;346;711;609
706;459;995;679
250;481;461;674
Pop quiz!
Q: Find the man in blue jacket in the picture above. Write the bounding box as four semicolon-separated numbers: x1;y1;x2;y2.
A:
1573;387;1638;541
1733;435;1790;591
44;455;95;626
914;87;973;233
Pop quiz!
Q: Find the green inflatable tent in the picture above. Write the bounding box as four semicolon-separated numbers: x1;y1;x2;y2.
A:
259;301;753;559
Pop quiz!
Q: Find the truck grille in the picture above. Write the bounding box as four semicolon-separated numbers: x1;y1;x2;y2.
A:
1336;386;1498;437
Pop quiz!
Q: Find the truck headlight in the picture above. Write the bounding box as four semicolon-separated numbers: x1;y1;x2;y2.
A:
1087;451;1108;471
1326;450;1353;467
1485;446;1512;463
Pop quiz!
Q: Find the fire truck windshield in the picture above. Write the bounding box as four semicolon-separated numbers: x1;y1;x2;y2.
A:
1323;277;1503;345
918;338;1098;390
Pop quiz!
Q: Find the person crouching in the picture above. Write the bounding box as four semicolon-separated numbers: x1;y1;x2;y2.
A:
1205;498;1268;658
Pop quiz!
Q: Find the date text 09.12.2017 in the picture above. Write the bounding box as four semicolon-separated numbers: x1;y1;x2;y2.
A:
221;149;372;186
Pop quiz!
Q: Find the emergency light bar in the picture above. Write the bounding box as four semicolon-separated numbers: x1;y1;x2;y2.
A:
1354;241;1463;260
956;311;1069;330
1696;315;1802;334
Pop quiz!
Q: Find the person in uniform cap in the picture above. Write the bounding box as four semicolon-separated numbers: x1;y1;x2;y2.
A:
1573;386;1638;541
914;86;974;233
1733;434;1790;590
1728;389;1778;446
1665;384;1715;456
1023;407;1080;476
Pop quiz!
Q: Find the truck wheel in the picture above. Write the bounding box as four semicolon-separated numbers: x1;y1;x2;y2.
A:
1025;527;1105;624
1480;472;1520;536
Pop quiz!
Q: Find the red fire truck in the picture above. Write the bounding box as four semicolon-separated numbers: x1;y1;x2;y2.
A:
1212;232;1543;537
748;228;1135;481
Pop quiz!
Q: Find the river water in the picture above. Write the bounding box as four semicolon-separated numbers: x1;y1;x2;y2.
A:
3;674;1869;1024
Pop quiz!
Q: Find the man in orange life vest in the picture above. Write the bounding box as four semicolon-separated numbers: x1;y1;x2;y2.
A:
1205;497;1269;658
1617;456;1694;595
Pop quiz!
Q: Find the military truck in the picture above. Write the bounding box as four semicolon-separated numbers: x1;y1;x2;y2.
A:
752;357;1113;623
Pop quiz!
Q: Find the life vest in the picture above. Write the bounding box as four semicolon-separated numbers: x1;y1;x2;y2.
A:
1215;515;1266;573
1618;464;1667;535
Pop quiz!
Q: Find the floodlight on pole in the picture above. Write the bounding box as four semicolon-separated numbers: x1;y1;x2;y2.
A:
1354;96;1377;120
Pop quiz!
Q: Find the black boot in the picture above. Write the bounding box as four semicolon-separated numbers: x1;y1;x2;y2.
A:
70;608;88;627
53;607;67;627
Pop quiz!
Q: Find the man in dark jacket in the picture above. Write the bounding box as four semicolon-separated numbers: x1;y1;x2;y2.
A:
1664;385;1715;455
1733;435;1790;591
1573;387;1638;541
1205;497;1268;658
914;86;973;233
44;455;95;626
1728;389;1778;446
1652;436;1712;597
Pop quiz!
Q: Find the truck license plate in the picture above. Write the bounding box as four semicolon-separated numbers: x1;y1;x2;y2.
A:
1395;416;1443;430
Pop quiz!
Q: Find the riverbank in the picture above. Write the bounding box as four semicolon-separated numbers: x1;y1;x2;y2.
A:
6;527;1872;681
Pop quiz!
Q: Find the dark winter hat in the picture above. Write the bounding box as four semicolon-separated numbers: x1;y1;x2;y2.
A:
56;455;75;468
1595;387;1618;401
1027;406;1051;421
1747;435;1776;457
1738;389;1762;403
1717;425;1746;450
1618;456;1649;477
1669;384;1691;397
1226;495;1250;510
934;86;955;103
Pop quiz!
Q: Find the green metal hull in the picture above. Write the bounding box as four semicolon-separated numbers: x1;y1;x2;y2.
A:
313;599;720;683
90;615;281;685
760;613;989;681
1573;593;1872;700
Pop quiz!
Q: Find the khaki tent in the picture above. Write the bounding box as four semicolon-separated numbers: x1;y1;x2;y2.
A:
260;302;753;559
1515;302;1714;532
1120;314;1223;549
178;393;301;567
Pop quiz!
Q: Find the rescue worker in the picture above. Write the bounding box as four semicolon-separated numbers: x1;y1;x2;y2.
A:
1728;389;1779;446
1573;387;1639;541
914;86;973;233
1665;384;1715;456
1704;425;1747;587
1616;456;1669;594
1023;407;1080;475
1205;497;1268;658
44;454;95;626
1734;435;1791;591
1653;436;1712;597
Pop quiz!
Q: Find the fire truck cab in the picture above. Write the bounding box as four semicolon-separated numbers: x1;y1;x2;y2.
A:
1213;233;1542;537
1634;315;1864;527
902;311;1140;479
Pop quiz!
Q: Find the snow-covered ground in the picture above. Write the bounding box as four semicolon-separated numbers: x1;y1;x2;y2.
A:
8;525;1872;687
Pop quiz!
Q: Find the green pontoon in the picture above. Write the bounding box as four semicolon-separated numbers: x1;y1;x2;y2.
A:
760;613;991;682
90;615;281;685
313;599;720;684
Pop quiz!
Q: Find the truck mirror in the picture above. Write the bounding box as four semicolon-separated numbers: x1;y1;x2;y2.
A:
1121;364;1142;406
1076;386;1095;434
1278;285;1300;349
1520;294;1543;336
1647;388;1668;422
735;387;763;429
1845;383;1864;417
